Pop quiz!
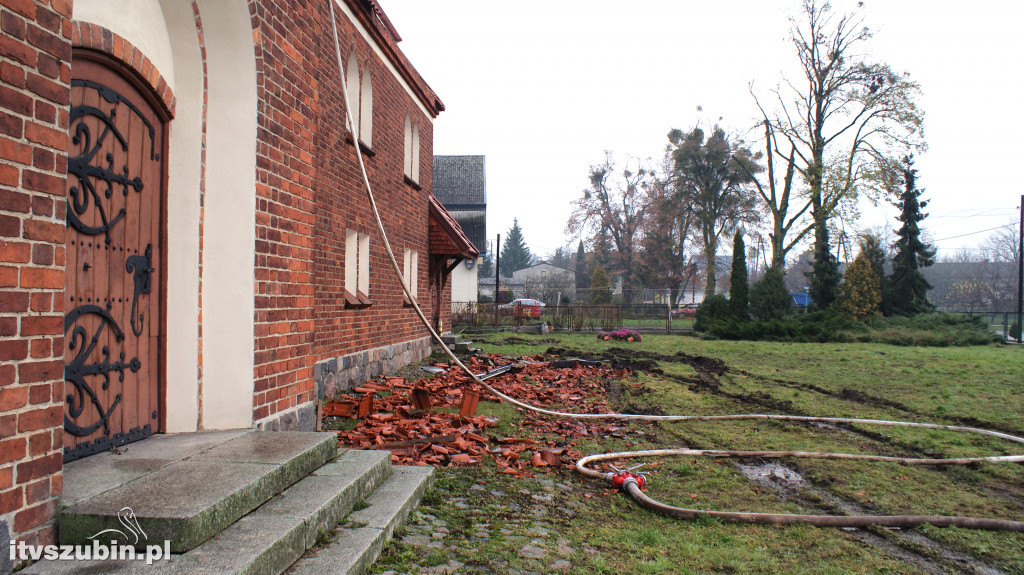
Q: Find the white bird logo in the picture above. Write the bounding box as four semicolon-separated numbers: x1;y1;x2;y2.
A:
88;506;147;545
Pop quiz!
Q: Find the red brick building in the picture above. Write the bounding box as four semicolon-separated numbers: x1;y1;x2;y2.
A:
0;0;475;550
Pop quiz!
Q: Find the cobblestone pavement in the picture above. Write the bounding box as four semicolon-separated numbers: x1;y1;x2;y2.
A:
372;471;602;574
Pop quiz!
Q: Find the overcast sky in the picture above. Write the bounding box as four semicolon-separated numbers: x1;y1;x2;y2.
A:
382;0;1024;261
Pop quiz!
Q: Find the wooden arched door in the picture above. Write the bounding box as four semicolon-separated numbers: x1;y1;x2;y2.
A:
63;52;167;462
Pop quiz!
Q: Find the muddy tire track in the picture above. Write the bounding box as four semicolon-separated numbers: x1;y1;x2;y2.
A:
546;347;1022;572
655;427;1001;574
732;367;1024;438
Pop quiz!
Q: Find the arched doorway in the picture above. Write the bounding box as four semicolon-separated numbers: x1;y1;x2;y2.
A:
63;50;168;462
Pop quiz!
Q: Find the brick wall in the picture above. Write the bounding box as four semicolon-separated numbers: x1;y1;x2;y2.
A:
248;0;318;427
0;0;72;549
250;0;445;425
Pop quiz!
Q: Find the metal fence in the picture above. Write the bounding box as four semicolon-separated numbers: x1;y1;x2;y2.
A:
452;303;1022;341
451;302;693;332
944;311;1022;342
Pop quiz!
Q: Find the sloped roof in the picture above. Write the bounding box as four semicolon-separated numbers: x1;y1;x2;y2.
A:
428;195;479;259
432;156;486;206
345;0;445;116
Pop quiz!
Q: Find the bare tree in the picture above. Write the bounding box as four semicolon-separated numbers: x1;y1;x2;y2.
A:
636;161;698;304
741;116;813;268
567;152;650;299
755;0;925;303
980;222;1021;311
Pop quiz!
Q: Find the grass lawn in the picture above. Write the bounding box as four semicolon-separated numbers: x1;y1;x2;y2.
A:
371;332;1024;574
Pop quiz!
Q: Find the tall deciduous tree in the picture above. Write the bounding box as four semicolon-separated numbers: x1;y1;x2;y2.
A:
888;156;935;315
637;168;696;304
667;125;759;296
500;219;533;277
729;230;749;318
757;0;925;305
742;115;813;268
567;152;649;299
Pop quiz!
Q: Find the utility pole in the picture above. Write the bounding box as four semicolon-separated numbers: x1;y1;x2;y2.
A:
1017;195;1022;342
494;234;501;324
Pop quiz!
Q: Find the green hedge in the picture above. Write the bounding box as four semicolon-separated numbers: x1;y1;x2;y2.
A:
700;312;999;346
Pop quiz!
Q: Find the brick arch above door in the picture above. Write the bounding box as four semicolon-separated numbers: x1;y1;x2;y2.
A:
71;21;176;119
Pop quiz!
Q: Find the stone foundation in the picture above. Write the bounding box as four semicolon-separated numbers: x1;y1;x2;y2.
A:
254;402;318;432
314;337;433;401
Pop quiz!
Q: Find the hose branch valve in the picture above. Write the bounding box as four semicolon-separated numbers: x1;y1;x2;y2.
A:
608;463;648;491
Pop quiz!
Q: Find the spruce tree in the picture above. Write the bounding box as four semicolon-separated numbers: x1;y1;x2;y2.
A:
574;241;589;298
888;156;935;315
499;219;533;277
749;265;792;320
807;219;841;310
729;230;748;319
478;252;494;278
590;266;612;304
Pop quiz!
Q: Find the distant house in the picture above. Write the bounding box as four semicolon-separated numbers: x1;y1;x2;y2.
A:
512;262;575;304
433;156;487;306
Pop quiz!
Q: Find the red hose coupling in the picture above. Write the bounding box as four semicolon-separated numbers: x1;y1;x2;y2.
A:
611;471;647;491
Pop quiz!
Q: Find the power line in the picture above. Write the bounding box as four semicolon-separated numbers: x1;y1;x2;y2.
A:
934;222;1019;243
929;207;1016;220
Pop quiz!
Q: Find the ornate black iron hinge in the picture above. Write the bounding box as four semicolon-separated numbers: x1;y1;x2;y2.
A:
125;244;154;337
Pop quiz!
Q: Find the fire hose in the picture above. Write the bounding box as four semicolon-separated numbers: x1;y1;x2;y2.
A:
328;5;1024;532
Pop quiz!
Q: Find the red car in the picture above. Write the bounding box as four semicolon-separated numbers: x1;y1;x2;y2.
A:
670;303;700;319
500;298;545;318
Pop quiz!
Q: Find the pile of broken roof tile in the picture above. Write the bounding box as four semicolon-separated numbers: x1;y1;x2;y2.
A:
325;353;633;476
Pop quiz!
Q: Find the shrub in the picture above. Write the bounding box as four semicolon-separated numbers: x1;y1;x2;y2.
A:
749;265;791;320
699;311;998;346
704;311;859;342
694;294;730;332
836;253;881;321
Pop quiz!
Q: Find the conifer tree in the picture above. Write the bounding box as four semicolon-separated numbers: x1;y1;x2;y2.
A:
729;230;749;319
749;265;792;320
807;223;841;310
499;219;533;277
574;241;589;297
888;156;935;315
837;253;882;321
590;266;613;304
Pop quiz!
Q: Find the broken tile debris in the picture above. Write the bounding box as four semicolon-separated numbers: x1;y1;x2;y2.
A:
326;353;634;475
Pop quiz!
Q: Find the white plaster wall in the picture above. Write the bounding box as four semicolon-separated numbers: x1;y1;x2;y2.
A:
451;262;479;305
158;0;203;432
198;0;258;429
73;0;175;92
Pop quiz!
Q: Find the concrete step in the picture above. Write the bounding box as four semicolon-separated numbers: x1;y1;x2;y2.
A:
60;431;338;553
168;449;392;575
287;465;434;575
19;449;393;575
